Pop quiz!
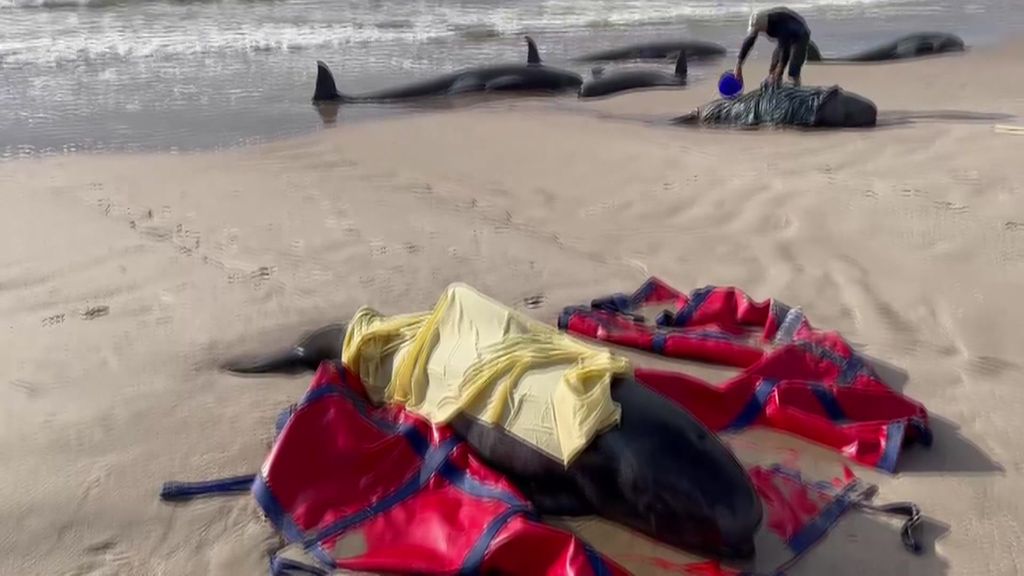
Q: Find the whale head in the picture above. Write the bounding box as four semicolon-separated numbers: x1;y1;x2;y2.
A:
576;378;763;559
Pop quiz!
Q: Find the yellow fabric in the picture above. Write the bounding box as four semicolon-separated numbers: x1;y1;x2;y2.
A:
341;307;428;403
340;282;631;465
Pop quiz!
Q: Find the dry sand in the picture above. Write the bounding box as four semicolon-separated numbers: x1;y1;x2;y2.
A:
2;37;1024;576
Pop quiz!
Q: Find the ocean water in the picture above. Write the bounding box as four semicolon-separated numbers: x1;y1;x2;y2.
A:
1;0;1022;157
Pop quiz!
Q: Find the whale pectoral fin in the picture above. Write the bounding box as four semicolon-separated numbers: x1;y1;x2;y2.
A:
484;75;531;91
447;76;487;95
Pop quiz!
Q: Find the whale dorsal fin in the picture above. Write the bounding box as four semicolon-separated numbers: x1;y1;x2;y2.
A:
313;60;342;102
525;36;542;65
674;50;688;78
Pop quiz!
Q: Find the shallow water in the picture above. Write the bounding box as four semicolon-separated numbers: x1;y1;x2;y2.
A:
1;0;1022;157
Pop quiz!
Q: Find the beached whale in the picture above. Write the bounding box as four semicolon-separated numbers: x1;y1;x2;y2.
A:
312;36;582;103
573;39;726;63
578;51;688;98
673;84;877;129
222;323;764;560
807;32;965;62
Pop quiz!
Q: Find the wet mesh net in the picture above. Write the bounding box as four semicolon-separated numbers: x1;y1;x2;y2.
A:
696;84;838;127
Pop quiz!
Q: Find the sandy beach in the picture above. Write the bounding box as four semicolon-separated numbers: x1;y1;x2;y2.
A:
3;36;1024;576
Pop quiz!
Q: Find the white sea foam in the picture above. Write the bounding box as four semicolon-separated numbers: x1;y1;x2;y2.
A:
1;0;919;65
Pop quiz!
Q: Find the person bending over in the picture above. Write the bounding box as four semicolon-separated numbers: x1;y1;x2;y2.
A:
734;7;811;88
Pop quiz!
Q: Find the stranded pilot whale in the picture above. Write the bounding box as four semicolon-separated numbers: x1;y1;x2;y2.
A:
222;323;764;560
807;32;966;62
572;39;726;63
313;36;583;103
674;83;878;129
579;51;688;99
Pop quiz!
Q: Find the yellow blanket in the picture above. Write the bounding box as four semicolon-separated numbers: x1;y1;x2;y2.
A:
341;283;631;465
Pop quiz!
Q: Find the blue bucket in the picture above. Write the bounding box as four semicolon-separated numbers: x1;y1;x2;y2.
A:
718;71;743;99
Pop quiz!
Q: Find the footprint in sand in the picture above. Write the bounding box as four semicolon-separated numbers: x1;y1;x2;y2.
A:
80;305;110;321
828;257;922;352
96;198;113;217
250;266;276;282
83;539;117;554
822;164;837;186
173;224;201;254
9;379;41;399
522;294;546;309
81;462;111;500
42;313;66;327
75;537;134;575
932;200;970;214
138;225;173;242
898;185;926;199
966;355;1021;378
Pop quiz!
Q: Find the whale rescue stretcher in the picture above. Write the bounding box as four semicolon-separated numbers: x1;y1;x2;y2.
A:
559;278;932;473
160;281;931;575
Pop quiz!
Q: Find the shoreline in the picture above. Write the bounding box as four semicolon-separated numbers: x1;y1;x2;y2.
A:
2;30;1024;576
4;25;1022;161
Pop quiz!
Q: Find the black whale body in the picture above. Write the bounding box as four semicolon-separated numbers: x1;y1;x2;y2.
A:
313;36;582;103
674;84;878;129
579;52;689;99
573;39;727;62
222;323;764;560
807;32;966;62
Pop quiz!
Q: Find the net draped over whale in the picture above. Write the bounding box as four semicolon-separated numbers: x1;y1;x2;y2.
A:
695;84;839;127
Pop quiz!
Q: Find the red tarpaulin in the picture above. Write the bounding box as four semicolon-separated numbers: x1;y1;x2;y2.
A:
249;362;885;576
557;277;932;472
254;361;630;576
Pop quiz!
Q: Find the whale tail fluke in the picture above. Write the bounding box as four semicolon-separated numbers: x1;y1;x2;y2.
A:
313;60;346;103
674;50;688;78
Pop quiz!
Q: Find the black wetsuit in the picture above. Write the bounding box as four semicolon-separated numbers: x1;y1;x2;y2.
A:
738;8;811;82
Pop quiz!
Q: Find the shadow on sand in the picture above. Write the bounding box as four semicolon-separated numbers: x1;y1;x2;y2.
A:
860;351;1004;476
791;512;951;575
899;414;1005;475
877;109;1017;128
